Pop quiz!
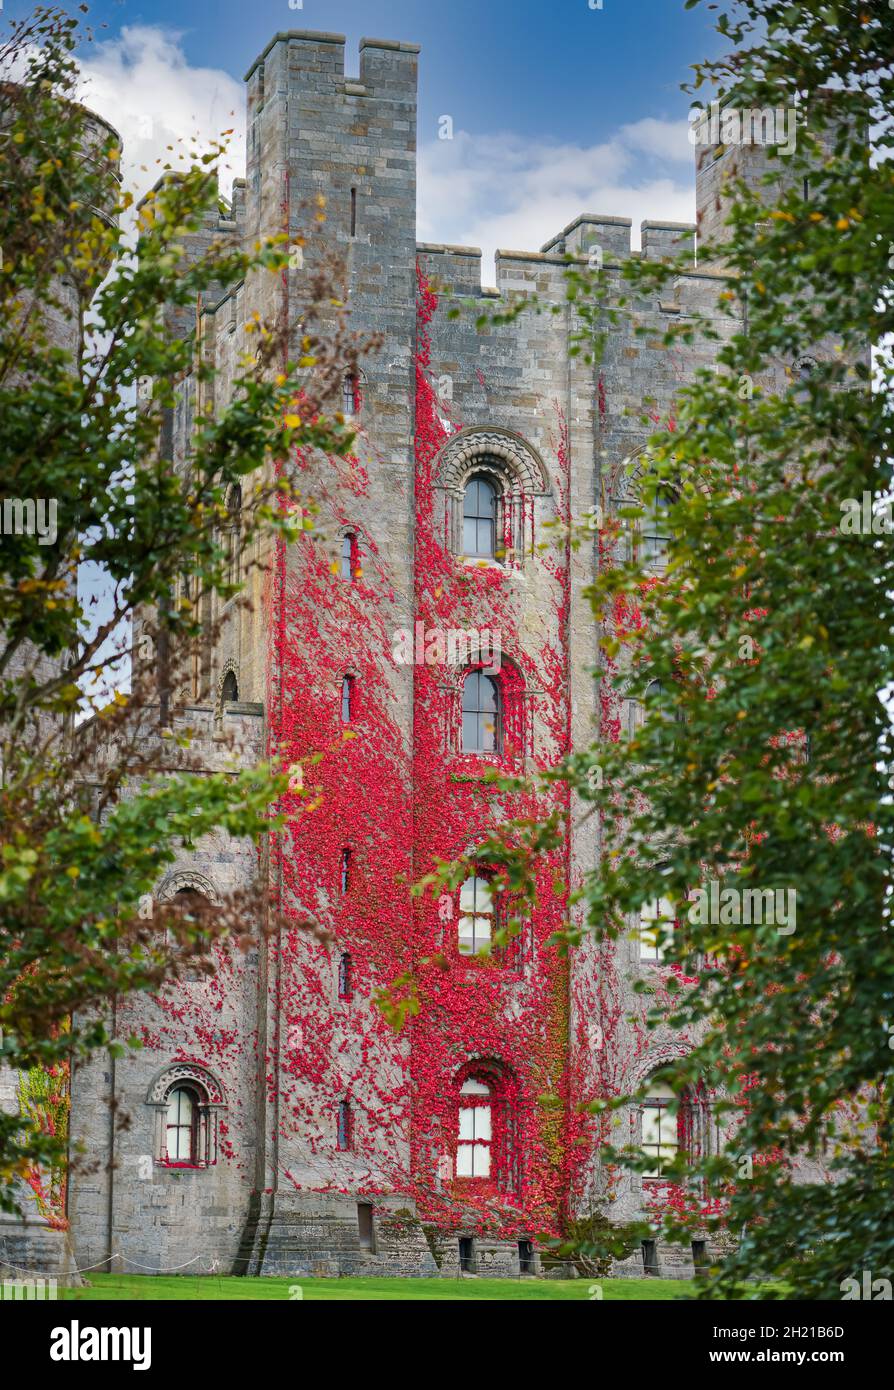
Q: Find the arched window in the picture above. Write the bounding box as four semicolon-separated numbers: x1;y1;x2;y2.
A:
642;487;673;569
337;1099;352;1151
341;675;354;723
343;373;361;418
641;1081;678;1177
165;1085;198;1164
338;951;353;1001
630;679;684;748
221;670;238;704
457;1077;492;1178
340;532;358;582
461;670;501;753
639;871;676;962
458;875;494;956
147;1062;225;1169
463;474;498;558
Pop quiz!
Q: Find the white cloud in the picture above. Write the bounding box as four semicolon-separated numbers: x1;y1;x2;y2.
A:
74;26;245;205
419;120;696;283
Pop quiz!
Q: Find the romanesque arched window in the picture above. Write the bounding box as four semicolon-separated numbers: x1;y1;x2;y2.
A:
147;1063;226;1169
221;669;239;704
453;1062;521;1195
432;427;550;569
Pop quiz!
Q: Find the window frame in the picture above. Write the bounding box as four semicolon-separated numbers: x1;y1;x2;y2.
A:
337;1099;352;1152
641;1081;679;1180
164;1084;199;1166
456;1077;493;1179
340;675;354;724
457;874;495;957
462;472;499;559
461;669;502;755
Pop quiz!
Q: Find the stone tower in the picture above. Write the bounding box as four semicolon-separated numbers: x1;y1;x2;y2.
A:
61;31;839;1281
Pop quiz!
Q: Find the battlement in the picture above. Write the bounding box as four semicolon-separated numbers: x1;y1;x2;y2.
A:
243;31;420;92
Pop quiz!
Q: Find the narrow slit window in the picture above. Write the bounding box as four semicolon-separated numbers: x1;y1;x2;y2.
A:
338;951;353;1000
337;1099;352;1152
350;187;357;237
341;676;354;723
340;532;357;582
340;848;350;894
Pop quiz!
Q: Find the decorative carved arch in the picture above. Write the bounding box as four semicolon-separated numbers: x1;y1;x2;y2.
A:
215;659;239;714
433;427;549;496
146;1060;227;1108
146;1061;227;1168
432;427;550;567
157;870;220;905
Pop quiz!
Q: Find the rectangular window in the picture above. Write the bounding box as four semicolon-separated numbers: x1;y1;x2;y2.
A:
642;1239;659;1277
350;187;357;238
692;1239;709;1276
358;1202;374;1252
341;676;353;723
518;1239;535;1275
340;533;356;582
456;1101;492;1177
458;1237;475;1273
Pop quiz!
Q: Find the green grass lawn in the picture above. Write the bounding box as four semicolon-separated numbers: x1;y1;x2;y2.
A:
64;1273;694;1301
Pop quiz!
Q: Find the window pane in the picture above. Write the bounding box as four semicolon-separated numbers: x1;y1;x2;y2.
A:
462;711;481;751
474;1105;492;1141
459;1109;475;1141
479;676;498;712
474;879;492;913
462;672;481;712
463;517;478;553
456;1146;473;1177
642;1107;663;1149
473;1144;491;1176
458;916;476;953
460;1078;491;1096
473;915;492;951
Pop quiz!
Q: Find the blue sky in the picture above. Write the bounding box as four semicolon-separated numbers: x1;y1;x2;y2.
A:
64;0;720;148
2;0;725;270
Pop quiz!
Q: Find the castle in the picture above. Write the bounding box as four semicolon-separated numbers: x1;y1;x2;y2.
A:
10;30;828;1282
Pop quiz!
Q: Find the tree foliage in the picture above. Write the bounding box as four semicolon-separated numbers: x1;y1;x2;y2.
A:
0;7;363;1210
